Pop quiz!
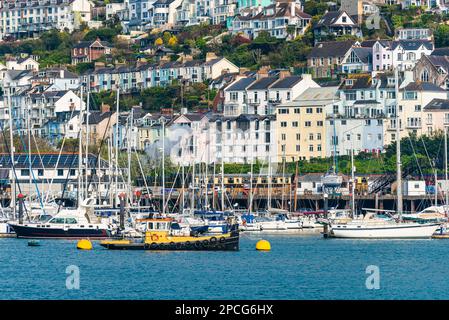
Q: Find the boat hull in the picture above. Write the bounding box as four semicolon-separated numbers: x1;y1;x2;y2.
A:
9;224;111;239
100;234;239;251
330;223;441;239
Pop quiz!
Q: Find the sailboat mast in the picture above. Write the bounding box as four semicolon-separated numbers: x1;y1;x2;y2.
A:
85;89;90;196
445;126;448;210
249;125;253;214
78;86;84;205
351;141;355;218
127;108;133;205
162;120;165;215
221;146;225;212
115;88;119;207
27;104;31;203
395;68;403;216
7;88;16;217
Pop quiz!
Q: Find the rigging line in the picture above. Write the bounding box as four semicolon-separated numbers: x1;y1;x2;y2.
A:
0;122;29;219
45;105;77;202
407;135;431;210
57;129;80;213
14;117;45;211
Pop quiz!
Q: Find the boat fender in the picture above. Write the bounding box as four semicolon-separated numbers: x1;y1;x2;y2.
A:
150;242;158;250
194;241;201;249
185;241;192;248
176;242;182;249
209;237;217;244
202;239;209;247
169;242;176;249
151;234;159;241
219;237;226;243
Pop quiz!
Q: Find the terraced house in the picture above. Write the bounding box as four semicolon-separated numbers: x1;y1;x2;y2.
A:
86;55;238;93
0;0;93;40
230;0;311;40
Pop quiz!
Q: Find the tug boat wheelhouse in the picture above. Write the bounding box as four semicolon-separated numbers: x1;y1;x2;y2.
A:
100;217;240;251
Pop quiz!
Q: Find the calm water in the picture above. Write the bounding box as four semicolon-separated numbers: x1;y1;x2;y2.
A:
1;232;449;300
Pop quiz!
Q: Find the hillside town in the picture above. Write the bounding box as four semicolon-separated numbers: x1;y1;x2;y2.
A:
1;0;449;207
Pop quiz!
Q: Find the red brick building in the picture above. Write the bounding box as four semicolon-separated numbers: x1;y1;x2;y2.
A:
71;38;112;65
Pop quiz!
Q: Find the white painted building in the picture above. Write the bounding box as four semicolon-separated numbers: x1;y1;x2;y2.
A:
372;39;434;72
0;0;93;40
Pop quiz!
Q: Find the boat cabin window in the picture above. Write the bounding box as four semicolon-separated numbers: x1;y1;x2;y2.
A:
146;221;170;231
65;218;78;224
49;218;65;224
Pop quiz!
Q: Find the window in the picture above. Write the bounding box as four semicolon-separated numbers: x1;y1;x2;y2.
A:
306;108;313;114
21;169;30;176
281;134;286;140
305;121;311;127
280;121;287;127
294;108;300;114
57;169;64;176
415;105;421;112
309;133;314;141
278;108;289;114
309;145;314;152
296;145;300;151
38;169;44;176
317;121;323;126
296;133;300;140
292;121;298;127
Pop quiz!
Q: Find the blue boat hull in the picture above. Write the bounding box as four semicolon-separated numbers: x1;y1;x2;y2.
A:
9;224;111;239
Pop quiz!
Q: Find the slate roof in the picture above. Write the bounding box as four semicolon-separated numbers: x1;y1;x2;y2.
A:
225;77;257;91
270;76;303;89
316;11;357;27
352;47;372;63
308;40;356;58
424;98;449;110
402;82;445;91
426;55;449;73
432;47;449;56
246;77;278;90
84;111;114;125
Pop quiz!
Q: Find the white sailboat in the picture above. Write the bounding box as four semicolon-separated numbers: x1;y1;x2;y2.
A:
328;69;441;239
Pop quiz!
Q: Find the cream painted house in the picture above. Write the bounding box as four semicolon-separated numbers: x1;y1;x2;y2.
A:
384;81;447;145
276;86;339;162
423;99;449;135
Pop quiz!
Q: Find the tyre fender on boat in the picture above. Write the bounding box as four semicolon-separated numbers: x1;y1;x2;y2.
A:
169;242;176;249
202;239;209;247
194;241;201;249
150;242;158;250
185;241;192;248
219;236;226;243
209;236;217;244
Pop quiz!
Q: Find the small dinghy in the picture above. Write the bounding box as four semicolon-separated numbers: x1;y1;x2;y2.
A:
28;240;41;247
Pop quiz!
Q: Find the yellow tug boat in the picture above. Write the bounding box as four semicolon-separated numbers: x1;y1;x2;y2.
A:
100;218;240;251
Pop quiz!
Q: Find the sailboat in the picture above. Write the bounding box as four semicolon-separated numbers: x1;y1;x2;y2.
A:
327;69;441;239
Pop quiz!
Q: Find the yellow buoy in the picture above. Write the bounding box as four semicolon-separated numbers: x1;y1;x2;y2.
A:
256;239;271;251
77;239;93;250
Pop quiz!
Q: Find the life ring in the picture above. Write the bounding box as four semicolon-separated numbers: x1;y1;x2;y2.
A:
151;234;159;241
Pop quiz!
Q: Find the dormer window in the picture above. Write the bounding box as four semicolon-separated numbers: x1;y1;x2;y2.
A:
345;79;354;86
